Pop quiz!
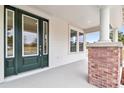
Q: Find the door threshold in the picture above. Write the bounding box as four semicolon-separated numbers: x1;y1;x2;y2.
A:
4;67;50;82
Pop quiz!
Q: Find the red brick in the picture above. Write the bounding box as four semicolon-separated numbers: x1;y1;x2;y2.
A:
88;47;122;88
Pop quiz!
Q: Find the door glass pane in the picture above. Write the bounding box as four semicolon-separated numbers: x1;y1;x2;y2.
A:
43;21;48;55
6;9;14;58
22;15;39;56
79;32;83;51
70;30;77;52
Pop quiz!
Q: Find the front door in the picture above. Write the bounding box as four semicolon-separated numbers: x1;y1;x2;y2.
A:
4;6;49;76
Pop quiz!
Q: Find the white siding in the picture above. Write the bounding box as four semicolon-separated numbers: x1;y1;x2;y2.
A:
0;5;4;82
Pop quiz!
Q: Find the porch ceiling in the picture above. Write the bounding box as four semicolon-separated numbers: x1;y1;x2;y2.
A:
30;5;123;33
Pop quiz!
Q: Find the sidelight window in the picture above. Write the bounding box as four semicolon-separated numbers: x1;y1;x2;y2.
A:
43;21;48;55
6;9;15;58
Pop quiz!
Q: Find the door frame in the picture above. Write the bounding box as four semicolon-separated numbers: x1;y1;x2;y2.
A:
4;5;49;77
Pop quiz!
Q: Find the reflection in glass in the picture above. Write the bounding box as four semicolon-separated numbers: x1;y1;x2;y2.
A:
6;9;14;57
43;21;48;55
70;30;77;52
22;15;38;56
79;32;84;51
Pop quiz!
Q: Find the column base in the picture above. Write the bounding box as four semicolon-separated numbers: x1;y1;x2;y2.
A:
98;39;111;43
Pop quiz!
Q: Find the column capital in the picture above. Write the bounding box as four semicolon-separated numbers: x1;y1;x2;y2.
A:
98;5;111;9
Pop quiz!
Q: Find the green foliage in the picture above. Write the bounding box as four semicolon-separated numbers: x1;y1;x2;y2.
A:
110;31;124;44
118;32;124;44
110;31;113;42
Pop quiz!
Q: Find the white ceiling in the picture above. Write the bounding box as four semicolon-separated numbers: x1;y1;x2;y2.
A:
32;5;100;29
30;5;122;31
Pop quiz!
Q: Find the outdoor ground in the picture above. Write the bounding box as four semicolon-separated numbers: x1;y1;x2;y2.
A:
0;59;124;88
0;60;97;88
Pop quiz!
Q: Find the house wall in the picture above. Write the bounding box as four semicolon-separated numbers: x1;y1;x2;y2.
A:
0;5;86;81
0;5;4;82
49;17;86;67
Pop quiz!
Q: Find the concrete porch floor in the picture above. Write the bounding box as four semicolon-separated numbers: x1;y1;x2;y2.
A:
0;60;123;88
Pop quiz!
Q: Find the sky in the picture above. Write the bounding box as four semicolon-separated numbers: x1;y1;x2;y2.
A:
86;25;124;43
86;31;99;43
119;25;124;33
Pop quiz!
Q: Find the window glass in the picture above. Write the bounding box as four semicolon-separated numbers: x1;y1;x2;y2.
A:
43;21;48;55
79;32;83;51
70;30;77;52
22;15;38;56
6;9;14;58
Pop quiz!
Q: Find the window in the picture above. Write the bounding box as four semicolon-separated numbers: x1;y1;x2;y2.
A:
79;32;84;52
70;30;78;52
22;14;39;56
43;21;48;55
6;9;15;58
69;25;84;53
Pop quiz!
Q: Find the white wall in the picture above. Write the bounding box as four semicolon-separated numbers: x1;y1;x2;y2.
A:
0;5;86;81
49;17;86;67
0;5;4;82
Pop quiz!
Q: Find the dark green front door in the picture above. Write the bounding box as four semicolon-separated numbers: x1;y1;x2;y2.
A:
4;6;49;77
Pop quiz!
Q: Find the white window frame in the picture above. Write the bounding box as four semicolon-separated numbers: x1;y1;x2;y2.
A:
69;25;84;54
43;21;48;55
5;9;15;58
22;14;39;57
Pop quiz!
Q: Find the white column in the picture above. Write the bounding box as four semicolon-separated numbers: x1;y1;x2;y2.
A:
113;28;118;42
83;33;86;51
99;6;111;42
0;5;4;82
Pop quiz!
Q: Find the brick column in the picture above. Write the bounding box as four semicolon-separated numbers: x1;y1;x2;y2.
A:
88;42;123;88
